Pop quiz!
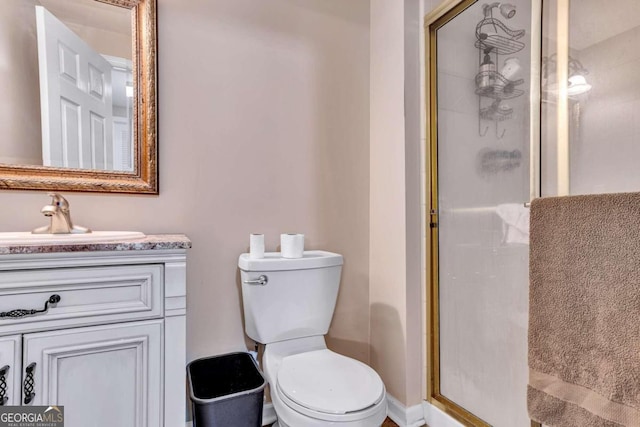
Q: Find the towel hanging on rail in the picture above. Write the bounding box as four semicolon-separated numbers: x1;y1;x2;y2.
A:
528;192;640;427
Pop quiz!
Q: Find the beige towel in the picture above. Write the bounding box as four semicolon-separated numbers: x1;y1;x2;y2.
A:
528;192;640;427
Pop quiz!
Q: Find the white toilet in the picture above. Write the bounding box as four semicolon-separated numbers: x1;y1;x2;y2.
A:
239;250;387;427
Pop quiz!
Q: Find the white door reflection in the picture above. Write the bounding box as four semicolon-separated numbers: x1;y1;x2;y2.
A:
36;5;132;171
105;55;134;172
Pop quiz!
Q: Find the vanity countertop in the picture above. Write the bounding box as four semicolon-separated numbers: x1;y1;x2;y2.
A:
0;234;191;255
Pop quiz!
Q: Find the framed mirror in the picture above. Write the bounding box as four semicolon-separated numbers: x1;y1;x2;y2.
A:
0;0;157;194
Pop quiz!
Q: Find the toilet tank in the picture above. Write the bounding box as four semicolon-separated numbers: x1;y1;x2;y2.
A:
238;251;343;344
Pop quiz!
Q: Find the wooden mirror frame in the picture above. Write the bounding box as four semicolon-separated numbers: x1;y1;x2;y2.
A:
0;0;157;194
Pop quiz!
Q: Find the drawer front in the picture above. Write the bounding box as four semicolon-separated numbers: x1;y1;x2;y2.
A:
0;265;163;333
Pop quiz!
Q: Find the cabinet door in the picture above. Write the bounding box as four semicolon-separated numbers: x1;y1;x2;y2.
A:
23;320;162;427
0;335;21;406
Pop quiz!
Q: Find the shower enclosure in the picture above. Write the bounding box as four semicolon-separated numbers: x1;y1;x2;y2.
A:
425;0;640;425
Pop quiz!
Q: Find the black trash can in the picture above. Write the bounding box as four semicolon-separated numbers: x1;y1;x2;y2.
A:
187;352;266;427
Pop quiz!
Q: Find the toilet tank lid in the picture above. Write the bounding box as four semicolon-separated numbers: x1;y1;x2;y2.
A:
238;251;343;271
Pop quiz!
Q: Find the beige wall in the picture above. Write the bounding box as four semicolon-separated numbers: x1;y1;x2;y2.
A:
0;0;371;365
404;0;426;408
0;0;429;409
369;0;424;407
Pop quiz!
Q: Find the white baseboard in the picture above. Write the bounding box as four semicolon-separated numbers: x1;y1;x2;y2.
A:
386;393;426;427
262;402;277;425
422;400;464;427
185;402;276;427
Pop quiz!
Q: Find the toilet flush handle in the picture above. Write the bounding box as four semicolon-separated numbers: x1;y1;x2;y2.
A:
243;275;268;286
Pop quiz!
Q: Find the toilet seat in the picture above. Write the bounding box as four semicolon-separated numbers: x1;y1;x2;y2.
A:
276;349;385;421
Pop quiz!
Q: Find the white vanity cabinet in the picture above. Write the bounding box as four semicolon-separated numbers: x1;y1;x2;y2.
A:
0;235;190;427
0;335;21;406
23;320;163;426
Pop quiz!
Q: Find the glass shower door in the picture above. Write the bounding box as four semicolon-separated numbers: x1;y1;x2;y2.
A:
428;0;538;425
429;1;640;424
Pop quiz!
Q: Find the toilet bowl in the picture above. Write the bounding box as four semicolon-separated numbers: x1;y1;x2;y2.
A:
264;336;387;427
238;251;387;426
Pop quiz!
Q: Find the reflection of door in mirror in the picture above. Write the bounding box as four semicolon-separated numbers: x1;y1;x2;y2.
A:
0;0;133;172
106;56;134;172
36;6;114;170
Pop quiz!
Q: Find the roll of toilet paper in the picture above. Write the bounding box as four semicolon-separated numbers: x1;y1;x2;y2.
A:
249;233;265;259
281;233;304;259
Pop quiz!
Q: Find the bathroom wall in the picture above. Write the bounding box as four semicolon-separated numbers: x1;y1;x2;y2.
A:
369;0;424;407
0;0;371;366
0;0;434;411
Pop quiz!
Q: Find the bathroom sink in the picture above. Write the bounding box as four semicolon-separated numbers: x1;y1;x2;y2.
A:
0;231;145;245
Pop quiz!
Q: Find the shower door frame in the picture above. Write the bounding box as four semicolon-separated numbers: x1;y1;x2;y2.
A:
424;0;543;425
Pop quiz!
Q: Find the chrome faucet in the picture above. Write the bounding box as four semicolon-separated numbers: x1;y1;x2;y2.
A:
32;193;91;234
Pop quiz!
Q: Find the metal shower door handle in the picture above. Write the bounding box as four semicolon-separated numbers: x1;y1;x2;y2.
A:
243;275;268;286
